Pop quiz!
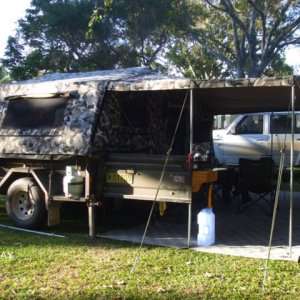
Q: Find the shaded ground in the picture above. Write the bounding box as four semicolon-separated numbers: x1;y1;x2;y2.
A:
100;191;300;261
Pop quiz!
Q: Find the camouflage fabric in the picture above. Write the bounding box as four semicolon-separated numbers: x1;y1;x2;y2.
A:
108;74;298;91
0;67;299;158
0;81;103;156
0;68;153;157
92;92;171;154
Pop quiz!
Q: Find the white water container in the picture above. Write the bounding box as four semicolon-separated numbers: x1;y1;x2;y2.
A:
197;208;215;246
63;166;84;197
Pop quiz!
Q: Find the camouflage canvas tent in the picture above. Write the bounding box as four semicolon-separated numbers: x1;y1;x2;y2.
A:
0;66;299;158
0;67;299;248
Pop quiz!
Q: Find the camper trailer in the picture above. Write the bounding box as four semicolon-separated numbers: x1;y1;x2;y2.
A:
0;67;299;240
0;67;217;239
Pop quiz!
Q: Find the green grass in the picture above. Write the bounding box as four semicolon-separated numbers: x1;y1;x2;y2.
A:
1;198;300;300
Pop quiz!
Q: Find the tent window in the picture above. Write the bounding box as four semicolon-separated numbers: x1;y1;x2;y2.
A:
2;97;67;130
119;98;148;128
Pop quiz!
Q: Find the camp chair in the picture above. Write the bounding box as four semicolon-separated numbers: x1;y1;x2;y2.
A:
213;167;236;204
235;157;275;215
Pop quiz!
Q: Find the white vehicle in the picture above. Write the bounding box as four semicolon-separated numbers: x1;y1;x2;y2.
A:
213;112;300;166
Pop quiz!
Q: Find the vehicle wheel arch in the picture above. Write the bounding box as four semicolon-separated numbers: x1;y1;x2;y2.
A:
0;168;49;203
6;176;47;229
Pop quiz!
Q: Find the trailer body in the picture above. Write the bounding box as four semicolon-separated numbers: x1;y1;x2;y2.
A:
0;68;202;233
1;67;300;235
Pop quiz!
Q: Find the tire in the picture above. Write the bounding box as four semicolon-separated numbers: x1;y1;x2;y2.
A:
6;177;46;229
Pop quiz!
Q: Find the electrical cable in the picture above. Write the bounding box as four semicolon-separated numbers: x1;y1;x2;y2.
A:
0;224;66;238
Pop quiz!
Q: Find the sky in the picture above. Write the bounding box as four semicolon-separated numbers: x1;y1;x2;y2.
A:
0;0;31;57
0;0;300;71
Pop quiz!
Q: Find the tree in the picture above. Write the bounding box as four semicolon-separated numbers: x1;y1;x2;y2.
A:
2;0;298;80
2;0;127;80
0;64;10;83
88;0;193;71
187;0;299;77
2;36;44;80
166;39;230;79
2;0;193;80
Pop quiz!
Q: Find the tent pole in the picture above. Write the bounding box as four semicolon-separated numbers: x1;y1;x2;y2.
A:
289;85;295;257
188;88;194;247
190;88;194;155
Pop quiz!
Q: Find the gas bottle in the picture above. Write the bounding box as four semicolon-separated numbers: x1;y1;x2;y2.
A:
63;166;84;197
197;208;215;246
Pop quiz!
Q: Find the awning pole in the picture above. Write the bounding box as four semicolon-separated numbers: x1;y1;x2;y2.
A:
289;85;295;256
188;88;194;247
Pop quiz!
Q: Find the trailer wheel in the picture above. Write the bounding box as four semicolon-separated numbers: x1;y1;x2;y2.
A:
6;177;46;229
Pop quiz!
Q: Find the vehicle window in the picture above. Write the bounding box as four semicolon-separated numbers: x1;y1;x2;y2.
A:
271;114;300;134
235;115;263;134
2;97;67;130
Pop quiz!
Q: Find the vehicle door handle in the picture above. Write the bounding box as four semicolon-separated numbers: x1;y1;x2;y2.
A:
257;139;265;141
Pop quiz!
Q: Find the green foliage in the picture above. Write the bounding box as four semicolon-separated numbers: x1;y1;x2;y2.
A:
166;40;228;79
2;0;193;80
1;0;299;80
187;0;300;77
89;0;193;68
0;64;10;83
2;0;123;80
264;56;294;77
